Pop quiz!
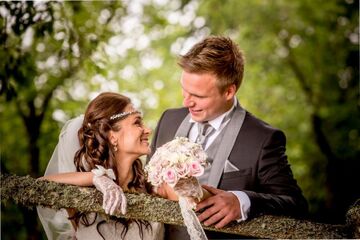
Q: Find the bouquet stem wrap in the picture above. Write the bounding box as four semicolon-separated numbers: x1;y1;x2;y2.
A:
179;196;208;240
174;177;208;240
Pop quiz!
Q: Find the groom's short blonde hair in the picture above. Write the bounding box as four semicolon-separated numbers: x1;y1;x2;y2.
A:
178;36;245;93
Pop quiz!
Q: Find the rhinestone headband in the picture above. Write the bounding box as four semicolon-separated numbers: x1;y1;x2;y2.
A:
109;110;141;120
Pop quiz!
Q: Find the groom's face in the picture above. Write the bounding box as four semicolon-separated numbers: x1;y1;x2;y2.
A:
181;71;235;123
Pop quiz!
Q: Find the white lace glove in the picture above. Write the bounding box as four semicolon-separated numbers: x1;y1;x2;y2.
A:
92;165;127;215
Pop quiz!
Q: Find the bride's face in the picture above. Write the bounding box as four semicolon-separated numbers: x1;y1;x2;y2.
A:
110;105;151;160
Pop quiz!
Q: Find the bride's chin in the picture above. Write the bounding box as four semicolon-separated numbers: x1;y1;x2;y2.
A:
144;148;151;155
137;148;150;156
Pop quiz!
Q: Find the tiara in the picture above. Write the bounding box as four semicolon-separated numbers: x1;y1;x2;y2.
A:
110;110;141;120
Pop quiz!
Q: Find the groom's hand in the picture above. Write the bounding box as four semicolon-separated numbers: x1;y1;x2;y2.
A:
195;185;240;228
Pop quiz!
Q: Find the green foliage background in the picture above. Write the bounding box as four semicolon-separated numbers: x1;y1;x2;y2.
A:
1;0;359;239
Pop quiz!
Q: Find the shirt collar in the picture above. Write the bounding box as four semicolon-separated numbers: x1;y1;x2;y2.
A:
189;97;237;130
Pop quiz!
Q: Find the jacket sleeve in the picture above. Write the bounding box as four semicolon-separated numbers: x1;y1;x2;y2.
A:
243;130;308;218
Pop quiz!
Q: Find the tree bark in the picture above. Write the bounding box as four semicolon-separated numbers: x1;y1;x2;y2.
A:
1;173;357;239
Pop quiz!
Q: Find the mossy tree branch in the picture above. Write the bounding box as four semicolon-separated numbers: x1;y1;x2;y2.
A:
1;173;357;239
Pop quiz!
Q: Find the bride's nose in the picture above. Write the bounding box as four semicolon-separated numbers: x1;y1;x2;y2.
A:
143;126;152;135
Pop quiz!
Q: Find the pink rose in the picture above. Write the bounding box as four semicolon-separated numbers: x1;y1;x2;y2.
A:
149;172;161;186
175;163;190;178
163;168;178;187
189;161;204;177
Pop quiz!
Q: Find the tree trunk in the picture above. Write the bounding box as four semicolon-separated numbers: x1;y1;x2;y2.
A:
1;173;357;239
18;101;43;240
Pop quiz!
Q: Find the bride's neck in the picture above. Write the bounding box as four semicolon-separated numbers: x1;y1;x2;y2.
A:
116;156;135;190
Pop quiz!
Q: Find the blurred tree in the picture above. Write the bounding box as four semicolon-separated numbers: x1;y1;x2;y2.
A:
1;0;359;239
196;0;359;223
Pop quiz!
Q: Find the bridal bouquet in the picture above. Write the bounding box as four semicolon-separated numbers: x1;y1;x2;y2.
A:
145;137;209;188
146;137;210;240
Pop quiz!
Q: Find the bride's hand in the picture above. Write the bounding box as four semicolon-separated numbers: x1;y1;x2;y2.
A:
93;174;127;215
155;182;179;201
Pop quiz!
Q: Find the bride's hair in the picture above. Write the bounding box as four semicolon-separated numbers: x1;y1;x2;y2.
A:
74;92;130;176
72;92;152;239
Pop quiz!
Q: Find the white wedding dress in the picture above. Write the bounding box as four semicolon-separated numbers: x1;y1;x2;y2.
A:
37;116;164;240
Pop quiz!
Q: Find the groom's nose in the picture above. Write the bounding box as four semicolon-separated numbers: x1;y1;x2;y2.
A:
183;94;195;108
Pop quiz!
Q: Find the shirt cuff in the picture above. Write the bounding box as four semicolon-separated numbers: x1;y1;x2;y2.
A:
229;190;251;222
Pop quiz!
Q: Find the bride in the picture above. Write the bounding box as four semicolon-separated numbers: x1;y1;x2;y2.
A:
38;92;164;240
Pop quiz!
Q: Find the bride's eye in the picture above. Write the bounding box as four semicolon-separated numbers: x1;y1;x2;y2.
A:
134;119;143;127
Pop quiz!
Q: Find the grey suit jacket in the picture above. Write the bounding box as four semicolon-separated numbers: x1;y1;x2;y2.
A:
149;107;308;239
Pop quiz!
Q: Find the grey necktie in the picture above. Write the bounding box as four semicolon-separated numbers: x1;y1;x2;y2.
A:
196;122;215;149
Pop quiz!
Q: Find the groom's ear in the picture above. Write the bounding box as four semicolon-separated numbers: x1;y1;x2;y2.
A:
223;84;236;100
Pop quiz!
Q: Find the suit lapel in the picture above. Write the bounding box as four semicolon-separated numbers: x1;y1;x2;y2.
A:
175;113;193;137
207;103;246;187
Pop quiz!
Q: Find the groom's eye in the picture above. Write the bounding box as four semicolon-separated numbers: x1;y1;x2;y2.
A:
193;94;206;99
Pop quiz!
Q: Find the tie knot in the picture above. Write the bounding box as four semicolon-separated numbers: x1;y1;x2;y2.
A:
199;122;212;135
196;122;215;148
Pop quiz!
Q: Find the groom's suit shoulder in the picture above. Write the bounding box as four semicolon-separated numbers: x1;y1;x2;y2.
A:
150;108;189;153
243;111;284;135
160;107;189;120
157;107;189;129
157;107;189;134
240;111;287;147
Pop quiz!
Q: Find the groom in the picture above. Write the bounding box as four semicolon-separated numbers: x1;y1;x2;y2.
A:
149;36;308;239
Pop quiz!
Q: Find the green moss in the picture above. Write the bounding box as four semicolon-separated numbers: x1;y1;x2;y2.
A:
1;173;357;238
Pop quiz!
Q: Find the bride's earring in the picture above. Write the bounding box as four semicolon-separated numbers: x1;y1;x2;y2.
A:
110;135;118;152
113;142;118;152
